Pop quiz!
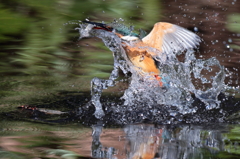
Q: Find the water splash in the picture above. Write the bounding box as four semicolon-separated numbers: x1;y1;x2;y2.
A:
76;21;226;119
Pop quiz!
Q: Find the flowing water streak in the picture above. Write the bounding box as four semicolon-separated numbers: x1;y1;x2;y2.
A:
77;22;226;119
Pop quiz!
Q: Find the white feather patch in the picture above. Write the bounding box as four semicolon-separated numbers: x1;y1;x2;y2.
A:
121;35;139;41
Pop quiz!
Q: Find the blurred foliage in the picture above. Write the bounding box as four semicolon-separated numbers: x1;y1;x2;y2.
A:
45;149;83;159
219;126;240;158
226;13;240;51
0;0;161;109
0;0;161;77
0;4;29;41
227;14;240;33
0;150;26;159
0;120;91;158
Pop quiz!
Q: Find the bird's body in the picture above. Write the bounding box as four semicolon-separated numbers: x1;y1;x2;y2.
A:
83;21;201;86
122;42;160;74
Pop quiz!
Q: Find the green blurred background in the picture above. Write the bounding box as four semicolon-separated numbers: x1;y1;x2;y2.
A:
0;1;240;158
0;0;163;108
0;0;240;108
0;0;160;76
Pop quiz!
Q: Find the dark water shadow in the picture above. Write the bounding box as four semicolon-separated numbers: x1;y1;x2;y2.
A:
1;91;240;127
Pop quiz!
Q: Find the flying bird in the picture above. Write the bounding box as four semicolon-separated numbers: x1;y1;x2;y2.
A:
83;21;201;87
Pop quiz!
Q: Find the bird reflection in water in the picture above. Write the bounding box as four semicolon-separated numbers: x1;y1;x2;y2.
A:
91;123;224;159
91;123;166;159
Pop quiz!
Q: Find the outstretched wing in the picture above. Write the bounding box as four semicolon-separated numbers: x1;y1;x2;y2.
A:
142;22;201;54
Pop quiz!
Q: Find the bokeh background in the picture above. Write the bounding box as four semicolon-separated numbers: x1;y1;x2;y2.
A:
0;0;239;114
1;0;240;158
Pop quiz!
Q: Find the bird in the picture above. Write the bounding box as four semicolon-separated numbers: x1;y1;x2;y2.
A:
132;135;160;159
82;21;201;87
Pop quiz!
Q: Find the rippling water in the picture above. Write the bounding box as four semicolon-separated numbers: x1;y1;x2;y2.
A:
0;121;239;159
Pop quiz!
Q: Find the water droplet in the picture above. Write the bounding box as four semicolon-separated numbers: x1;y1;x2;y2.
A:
228;38;232;43
193;27;198;32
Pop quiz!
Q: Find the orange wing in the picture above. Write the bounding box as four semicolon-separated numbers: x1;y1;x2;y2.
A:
142;22;201;54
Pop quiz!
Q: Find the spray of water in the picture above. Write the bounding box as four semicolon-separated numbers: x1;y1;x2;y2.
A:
76;21;226;119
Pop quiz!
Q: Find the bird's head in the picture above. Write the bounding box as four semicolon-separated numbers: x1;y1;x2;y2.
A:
82;21;147;42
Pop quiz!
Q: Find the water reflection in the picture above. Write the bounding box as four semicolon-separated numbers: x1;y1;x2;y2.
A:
91;124;231;159
0;120;240;158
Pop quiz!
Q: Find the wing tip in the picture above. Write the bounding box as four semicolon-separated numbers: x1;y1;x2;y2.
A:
173;25;202;49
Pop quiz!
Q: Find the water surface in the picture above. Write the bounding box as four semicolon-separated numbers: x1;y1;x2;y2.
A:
1;0;240;158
